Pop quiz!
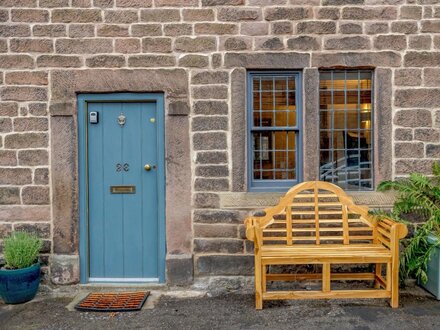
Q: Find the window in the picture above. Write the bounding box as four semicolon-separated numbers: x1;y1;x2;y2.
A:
248;72;302;191
319;70;373;191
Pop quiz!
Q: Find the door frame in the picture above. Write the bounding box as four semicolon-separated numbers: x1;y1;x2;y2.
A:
77;93;166;284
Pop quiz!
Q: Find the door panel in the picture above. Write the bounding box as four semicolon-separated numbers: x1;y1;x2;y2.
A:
87;101;158;281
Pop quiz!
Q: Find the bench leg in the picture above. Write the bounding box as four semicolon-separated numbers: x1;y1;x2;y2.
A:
374;263;382;289
255;257;263;310
322;263;331;293
262;265;267;293
390;260;399;308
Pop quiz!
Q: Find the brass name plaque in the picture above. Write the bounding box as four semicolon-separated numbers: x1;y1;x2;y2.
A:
110;185;136;194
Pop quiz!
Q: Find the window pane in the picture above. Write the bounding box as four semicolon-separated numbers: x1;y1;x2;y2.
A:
319;70;373;191
249;73;300;188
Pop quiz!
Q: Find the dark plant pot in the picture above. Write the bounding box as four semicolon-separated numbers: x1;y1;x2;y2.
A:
420;233;440;300
0;263;41;304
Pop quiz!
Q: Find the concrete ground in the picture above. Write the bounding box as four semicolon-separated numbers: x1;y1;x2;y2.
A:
1;287;439;330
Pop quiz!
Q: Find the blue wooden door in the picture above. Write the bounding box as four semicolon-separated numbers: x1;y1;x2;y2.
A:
86;100;162;282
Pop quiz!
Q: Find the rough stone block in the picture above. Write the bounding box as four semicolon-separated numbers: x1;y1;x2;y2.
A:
395;89;440;108
322;0;363;4
141;38;172;53
86;55;125;68
400;6;422;20
393;110;432;127
56;39;113;54
128;55;175;67
4;133;48;149
365;22;389;34
0;205;51;222
194;23;238;35
316;7;340;20
178;55;209;68
14;223;50;238
194;224;237;238
195;151;228;165
0;25;31;38
13;118;48;132
0;224;12;238
68;24;95;38
324;36;370;50
140;9;180;22
194;178;229;191
396;159;434;175
166;255;193;286
163;24;192;36
192;86;228;100
414;128;440;142
339;22;363;34
11;9;49;22
0;118;12;133
264;7;311;21
52;9;102;23
201;0;244;5
271;21;293;35
394;142;424;158
0;55;34;69
0;168;32;185
193;193;220;208
394;69;422;86
33;24;66;37
50;255;80;285
0;103;18;117
182;9;214;22
193;116;228;132
424;68;440;87
116;0;152;6
409;35;432;50
37;55;82;68
221;37;252;51
10;38;53;53
374;34;407;51
194;101;228;115
254;37;284;50
34;168;49;185
195;165;229;177
193;209;243;224
0;187;20;205
22;186;50;205
0;150;17;166
297;21;336;34
405;52;440;67
174;37;216;53
218;8;261;21
191;71;229;85
421;20;440;33
240;22;269;36
312;51;401;67
97;24;129;37
131;24;162;37
0;87;47;102
391;21;418;34
115;38;141;53
5;71;48;86
39;0;69;7
193;132;227;151
104;10;138;23
426;144;440;158
342;7;397;20
194;238;243;254
394;128;412;141
168;100;189;116
18;149;49;166
196;255;253;276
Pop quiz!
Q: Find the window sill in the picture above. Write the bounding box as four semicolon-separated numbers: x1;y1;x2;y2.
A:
218;191;396;210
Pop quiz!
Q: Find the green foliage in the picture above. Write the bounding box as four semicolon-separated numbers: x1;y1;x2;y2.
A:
376;162;440;284
3;232;43;270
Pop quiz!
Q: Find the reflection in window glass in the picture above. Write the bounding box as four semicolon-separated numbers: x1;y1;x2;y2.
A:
319;70;373;191
250;73;300;189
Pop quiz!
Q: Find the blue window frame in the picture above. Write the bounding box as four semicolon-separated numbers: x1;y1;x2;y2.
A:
247;71;302;192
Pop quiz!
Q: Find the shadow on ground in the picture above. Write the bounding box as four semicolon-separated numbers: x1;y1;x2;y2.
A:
1;290;439;330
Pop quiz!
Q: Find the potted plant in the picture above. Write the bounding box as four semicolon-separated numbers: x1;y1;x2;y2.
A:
0;231;43;304
375;162;440;299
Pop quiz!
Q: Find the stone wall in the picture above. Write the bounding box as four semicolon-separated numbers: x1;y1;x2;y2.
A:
0;0;439;285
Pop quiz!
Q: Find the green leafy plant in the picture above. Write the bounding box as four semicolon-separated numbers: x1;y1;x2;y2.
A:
3;232;43;270
375;162;440;284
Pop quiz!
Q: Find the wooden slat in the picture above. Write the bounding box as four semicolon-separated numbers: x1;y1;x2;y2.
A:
294;193;337;199
266;272;376;281
263;290;391;300
314;184;320;245
322;263;331;292
286;205;292;245
377;226;391;238
342;205;349;245
377;236;391;248
290;202;342;207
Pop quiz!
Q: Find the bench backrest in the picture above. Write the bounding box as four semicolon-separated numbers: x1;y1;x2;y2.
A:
262;181;375;245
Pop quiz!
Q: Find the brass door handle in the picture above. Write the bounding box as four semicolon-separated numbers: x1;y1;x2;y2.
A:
144;164;156;171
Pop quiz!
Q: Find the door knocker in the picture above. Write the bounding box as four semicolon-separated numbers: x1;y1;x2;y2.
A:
118;113;126;127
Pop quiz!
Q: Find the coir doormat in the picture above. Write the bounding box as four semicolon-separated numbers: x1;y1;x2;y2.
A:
75;291;150;312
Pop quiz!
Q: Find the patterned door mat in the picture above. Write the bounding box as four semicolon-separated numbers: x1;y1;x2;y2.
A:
75;291;150;312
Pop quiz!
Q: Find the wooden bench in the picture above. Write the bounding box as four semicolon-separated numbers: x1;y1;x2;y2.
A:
244;181;408;310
